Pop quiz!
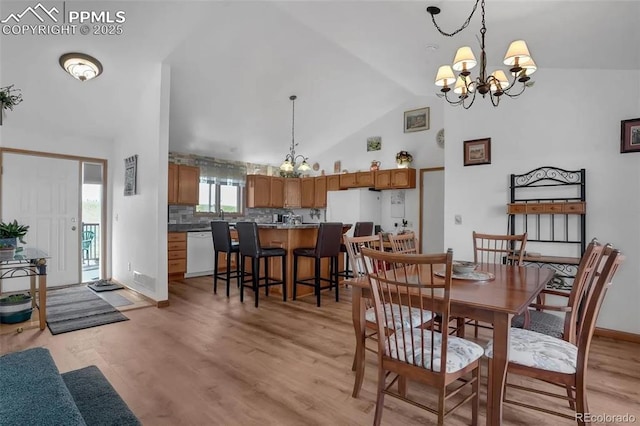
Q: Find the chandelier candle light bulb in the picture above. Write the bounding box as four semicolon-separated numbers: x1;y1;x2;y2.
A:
427;0;536;109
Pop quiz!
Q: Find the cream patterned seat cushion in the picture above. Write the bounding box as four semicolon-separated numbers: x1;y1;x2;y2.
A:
365;304;433;329
386;329;484;373
485;327;578;374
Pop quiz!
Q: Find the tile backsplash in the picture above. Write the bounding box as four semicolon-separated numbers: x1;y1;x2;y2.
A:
168;206;325;225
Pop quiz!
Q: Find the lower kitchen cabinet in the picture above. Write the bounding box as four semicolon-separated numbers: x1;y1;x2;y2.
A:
168;232;187;279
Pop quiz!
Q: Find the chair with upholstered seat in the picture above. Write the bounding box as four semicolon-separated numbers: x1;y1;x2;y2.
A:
210;221;246;297
464;231;528;337
235;221;287;308
292;222;343;307
511;238;604;343
345;234;435;398
485;248;624;425
361;247;482;426
338;221;374;279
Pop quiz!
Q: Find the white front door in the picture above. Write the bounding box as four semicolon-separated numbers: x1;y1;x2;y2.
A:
2;153;81;287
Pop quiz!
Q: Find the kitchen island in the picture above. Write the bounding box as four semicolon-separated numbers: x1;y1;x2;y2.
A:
255;223;351;301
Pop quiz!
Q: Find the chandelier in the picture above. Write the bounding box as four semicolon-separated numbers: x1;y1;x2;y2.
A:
427;0;536;109
279;95;311;177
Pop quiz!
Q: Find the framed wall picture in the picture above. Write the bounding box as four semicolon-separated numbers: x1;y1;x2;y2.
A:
366;136;381;151
404;107;430;133
620;118;640;153
463;138;491;166
124;155;138;196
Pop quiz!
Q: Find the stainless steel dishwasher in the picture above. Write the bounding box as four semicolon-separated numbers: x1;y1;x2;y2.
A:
186;231;215;278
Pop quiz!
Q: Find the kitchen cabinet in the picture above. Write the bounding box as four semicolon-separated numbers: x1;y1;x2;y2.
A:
270;177;285;208
374;168;416;189
300;177;315;208
313;176;327;208
168;232;187;278
246;175;272;208
326;175;341;191
340;171;375;188
284;179;301;208
168;164;200;205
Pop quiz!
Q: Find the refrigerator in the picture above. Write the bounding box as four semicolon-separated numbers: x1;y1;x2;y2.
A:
326;188;381;236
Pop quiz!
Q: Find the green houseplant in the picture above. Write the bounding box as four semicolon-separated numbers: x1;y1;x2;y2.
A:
0;84;23;126
0;220;30;248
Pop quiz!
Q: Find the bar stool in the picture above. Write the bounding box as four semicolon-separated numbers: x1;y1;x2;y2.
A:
235;221;287;308
338;221;374;280
210;221;245;297
292;222;343;307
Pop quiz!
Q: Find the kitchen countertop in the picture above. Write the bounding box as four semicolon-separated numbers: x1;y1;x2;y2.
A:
168;222;329;232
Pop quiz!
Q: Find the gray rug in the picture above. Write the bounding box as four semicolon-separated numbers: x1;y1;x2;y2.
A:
62;365;141;425
47;286;129;335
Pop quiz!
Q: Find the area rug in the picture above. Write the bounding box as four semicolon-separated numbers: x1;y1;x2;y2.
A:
62;366;141;425
87;280;124;292
46;286;129;335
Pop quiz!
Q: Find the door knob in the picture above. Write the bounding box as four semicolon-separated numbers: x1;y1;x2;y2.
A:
71;226;77;231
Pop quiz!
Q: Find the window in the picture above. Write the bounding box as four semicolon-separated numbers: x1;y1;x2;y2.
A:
194;158;246;216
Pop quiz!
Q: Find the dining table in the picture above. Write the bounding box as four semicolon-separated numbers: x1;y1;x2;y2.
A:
348;262;555;426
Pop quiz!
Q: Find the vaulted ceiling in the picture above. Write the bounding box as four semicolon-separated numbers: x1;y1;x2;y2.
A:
2;1;638;164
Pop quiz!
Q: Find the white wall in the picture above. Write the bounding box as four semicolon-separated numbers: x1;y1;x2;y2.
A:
313;96;444;234
443;68;640;334
110;63;170;302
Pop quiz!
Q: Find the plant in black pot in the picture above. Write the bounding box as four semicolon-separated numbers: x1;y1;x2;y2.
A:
0;220;29;255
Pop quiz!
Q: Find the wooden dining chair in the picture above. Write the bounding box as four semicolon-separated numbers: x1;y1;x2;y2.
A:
361;247;483;426
388;232;419;254
344;234;435;397
511;238;604;343
485;248;624;425
465;231;528;337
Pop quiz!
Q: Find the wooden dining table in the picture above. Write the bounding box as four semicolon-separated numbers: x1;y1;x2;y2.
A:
348;263;555;426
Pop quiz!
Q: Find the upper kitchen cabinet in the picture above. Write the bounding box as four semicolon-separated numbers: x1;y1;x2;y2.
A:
313;176;327;208
375;168;416;189
270;177;285;208
284;178;302;208
300;177;315;208
246;175;271;208
340;171;375;189
168;163;200;205
326;175;341;191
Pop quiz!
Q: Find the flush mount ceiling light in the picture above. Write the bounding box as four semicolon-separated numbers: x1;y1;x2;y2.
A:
428;0;536;109
279;95;311;178
59;52;103;82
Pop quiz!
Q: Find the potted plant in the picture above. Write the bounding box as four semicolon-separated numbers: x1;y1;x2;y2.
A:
0;220;29;251
0;293;33;324
0;84;23;126
395;150;413;168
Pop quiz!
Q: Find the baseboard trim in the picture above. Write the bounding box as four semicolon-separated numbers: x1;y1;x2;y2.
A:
109;278;161;308
156;300;170;308
594;327;640;344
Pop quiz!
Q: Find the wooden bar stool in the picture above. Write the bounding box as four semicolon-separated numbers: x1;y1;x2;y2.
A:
235;221;287;308
210;221;245;297
292;222;343;307
337;221;374;279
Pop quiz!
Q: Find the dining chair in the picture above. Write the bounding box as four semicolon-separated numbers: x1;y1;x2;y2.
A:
465;231;528;337
344;234;435;397
360;247;483;426
388;232;419;254
235;221;287;308
485;248;624;425
511;238;604;343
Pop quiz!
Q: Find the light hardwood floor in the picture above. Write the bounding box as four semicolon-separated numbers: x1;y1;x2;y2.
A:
1;277;639;425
